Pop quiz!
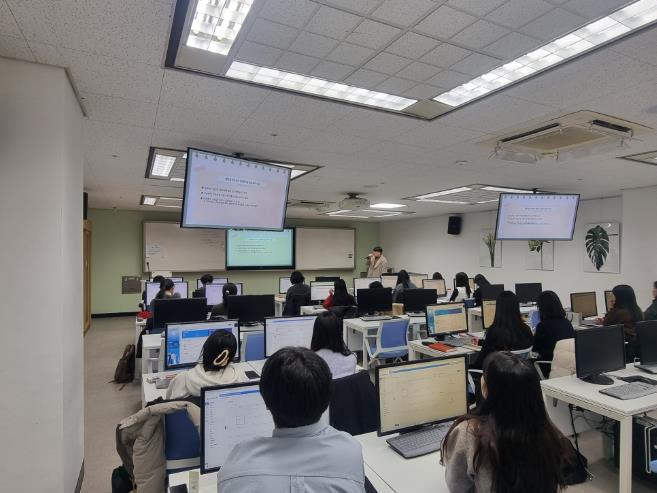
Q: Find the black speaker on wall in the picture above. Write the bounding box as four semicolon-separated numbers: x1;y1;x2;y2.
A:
448;216;462;235
83;192;88;220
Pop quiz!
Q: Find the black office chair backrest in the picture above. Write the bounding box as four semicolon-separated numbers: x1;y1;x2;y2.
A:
329;305;358;320
283;293;310;316
329;370;377;436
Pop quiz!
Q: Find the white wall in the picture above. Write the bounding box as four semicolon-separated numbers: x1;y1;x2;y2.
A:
381;193;656;312
0;58;84;492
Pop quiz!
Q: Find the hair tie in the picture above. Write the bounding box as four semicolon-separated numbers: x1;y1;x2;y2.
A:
213;349;230;368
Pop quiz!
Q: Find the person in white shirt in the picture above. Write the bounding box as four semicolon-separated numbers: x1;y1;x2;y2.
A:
166;330;246;399
450;271;473;303
311;311;357;379
366;246;388;277
217;347;365;493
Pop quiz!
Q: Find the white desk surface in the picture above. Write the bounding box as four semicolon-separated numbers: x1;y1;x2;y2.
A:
468;305;535;317
142;333;162;350
135;317;147;326
408;338;480;359
300;305;328;315
344;315;426;332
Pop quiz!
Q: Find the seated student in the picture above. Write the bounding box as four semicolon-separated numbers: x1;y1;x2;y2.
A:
432;272;444;280
166;330;245;399
442;352;570;493
322;279;356;309
603;284;644;360
392;269;416;303
192;273;214;298
473;291;533;370
311;312;357;379
449;272;472;303
532;291;575;377
149;279;180;311
210;282;237;319
217;347;365;492
644;281;657;321
141;274;164;309
369;280;383;289
472;274;490;307
283;270;311;316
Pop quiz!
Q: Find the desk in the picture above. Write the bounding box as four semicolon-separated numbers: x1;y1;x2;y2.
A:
142;333;163;375
408;337;480;361
274;295;285;317
468;305;535;332
300;305;328;316
541;364;657;493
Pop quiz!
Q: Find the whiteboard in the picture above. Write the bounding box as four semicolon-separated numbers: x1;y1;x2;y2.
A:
296;228;355;270
143;222;226;272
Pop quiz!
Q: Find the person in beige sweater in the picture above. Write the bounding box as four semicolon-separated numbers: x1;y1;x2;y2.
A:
441;351;571;493
366;246;388;277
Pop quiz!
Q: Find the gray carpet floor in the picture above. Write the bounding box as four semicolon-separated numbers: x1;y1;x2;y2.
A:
81;316;656;492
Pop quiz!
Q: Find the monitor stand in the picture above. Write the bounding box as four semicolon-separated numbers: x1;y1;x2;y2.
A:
581;373;614;385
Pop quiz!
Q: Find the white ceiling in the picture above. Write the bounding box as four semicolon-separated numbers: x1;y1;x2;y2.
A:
2;0;657;221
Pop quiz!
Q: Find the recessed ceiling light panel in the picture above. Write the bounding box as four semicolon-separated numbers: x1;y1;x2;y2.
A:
370;203;407;209
408;184;534;205
186;0;254;56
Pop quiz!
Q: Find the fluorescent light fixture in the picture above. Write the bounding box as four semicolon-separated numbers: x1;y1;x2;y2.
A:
414;186;473;200
158;204;183;208
476;199;500;204
327;210;353;215
186;0;254;56
151;154;176;177
170;177;185;182
434;0;657;108
139;195;183;207
480;186;533;193
326;209;403;218
370;203;407;209
141;195;157;206
418;199;471;204
226;61;417;111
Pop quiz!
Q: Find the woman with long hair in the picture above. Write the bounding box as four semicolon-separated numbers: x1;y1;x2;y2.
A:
533;291;575;378
310;312;356;379
603;284;644;360
392;269;417;303
450;272;472;302
322;279;356;309
472;274;491;307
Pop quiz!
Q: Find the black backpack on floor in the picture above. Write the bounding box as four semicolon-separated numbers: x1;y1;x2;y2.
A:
112;344;136;388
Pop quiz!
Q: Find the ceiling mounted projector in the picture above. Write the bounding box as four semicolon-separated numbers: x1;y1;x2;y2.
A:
339;193;370;210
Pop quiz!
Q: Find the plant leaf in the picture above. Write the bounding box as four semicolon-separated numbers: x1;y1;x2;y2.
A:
585;225;610;271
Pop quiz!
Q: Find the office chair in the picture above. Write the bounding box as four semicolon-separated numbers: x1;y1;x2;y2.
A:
329;305;358;320
242;332;265;362
364;318;410;368
329;370;377;436
283;293;311;316
164;410;200;473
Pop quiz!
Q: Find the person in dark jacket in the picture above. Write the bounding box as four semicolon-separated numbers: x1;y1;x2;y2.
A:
473;291;533;370
472;274;491;307
644;281;657;321
210;283;238;319
603;284;643;361
193;273;214;298
283;271;311;316
532;291;575;377
322;279;356;309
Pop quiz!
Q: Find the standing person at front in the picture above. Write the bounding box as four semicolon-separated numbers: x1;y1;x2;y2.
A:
366;246;388;277
217;347;366;493
441;351;571;493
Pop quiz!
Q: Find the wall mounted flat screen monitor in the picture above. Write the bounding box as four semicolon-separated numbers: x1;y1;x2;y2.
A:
575;324;625;384
355;277;381;292
425;303;468;336
205;283;243;306
152;298;208;331
423;279;447;297
201;383;274;473
604;290;615;313
310;281;334;302
570;292;598;319
357;288;393;314
515;283;542;304
165;320;240;369
409;274;428;287
481;284;504;301
182;148;291;230
381;276;398;289
279;277;292;294
197;278;229;289
264;316;317;357
403;289;438;313
495;193;580;240
226;295;275;324
481;300;496;329
376;356;467;436
226;228;295;270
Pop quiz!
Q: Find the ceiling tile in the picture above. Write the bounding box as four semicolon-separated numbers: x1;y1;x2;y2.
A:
414;5;477;39
391;121;486;149
364;52;412;74
446;0;508;16
370;0;437;28
81;92;157;128
386;32;439;58
420;43;471;67
402;83;442;100
344;68;389;89
488;0;554;29
310;60;354;81
246;18;299;49
450;20;509;50
235;41;284;67
328;109;421;140
519;8;586;40
275;51;320;73
229;118;319;148
450;53;501;76
611;27;657;67
258;0;318;28
345;19;402;49
5;0;61;45
484;31;542;59
0;1;21;38
288;31;339;58
0;33;34;60
326;42;376;66
375;77;416;95
304;5;362;40
322;0;383;15
395;61;441;82
563;0;633;18
425;70;471;89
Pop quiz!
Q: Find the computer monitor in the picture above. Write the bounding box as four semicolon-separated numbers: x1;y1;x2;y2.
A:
152;298;208;331
354;277;381;292
264;316;317;357
315;276;340;282
201;383;275;473
570;292;598;318
515;283;542;304
357;288;393;315
376;356;467;436
480;284;504;301
481;300;496;330
425;303;468;338
279;277;293;294
408;274;428;288
575;325;625;385
637;321;657;366
196;278;229;289
403;289;438;314
173;281;189;298
422;279;447;297
145;282;160;306
205;283;243;306
165;320;240;369
604;290;615;313
169;277;184;282
380;275;398;289
226;294;275;324
310;281;334;303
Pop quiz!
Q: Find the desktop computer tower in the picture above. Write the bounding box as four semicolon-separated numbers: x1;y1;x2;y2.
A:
613;416;657;484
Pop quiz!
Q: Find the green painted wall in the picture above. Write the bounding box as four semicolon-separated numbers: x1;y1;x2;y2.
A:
89;208;380;314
